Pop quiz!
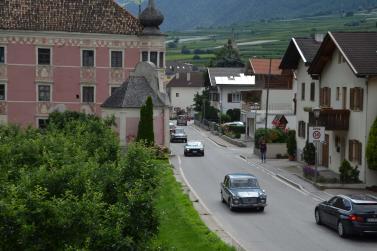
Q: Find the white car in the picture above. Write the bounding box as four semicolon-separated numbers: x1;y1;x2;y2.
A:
184;141;204;156
222;121;244;127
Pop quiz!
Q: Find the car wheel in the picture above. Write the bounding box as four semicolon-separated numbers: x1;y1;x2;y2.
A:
184;152;187;157
315;209;322;225
202;152;205;156
228;198;234;211
258;207;265;212
184;139;187;143
221;192;225;203
337;221;347;238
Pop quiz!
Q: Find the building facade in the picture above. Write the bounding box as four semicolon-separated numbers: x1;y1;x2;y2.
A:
0;0;166;130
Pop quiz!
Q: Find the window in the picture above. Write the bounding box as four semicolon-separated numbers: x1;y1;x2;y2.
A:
0;84;5;100
337;52;346;64
336;87;340;101
38;85;51;102
150;51;158;66
298;121;306;138
82;86;95;103
320;87;331;107
38;118;49;129
0;47;4;63
176;93;180;98
38;48;51;65
110;86;120;96
350;87;363;111
111;51;123;68
349;140;362;165
310;82;315;101
227;92;240;103
82;50;95;67
159;52;164;68
301;83;305;101
142;51;148;62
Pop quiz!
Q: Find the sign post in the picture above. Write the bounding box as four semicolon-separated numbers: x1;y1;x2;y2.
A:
309;127;325;183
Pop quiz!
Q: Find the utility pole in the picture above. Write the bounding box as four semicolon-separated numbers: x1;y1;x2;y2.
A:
264;58;272;131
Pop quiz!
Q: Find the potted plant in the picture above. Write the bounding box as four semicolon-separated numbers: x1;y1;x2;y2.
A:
287;130;297;161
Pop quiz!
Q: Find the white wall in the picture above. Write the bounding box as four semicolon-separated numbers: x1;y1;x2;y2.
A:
169;86;204;111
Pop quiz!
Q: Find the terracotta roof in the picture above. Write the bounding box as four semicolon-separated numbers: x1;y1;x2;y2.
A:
0;0;142;35
309;32;377;77
279;37;322;69
249;58;282;75
101;76;167;108
166;72;205;88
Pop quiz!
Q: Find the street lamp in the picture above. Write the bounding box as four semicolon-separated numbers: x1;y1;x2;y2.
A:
253;102;259;139
313;107;321;183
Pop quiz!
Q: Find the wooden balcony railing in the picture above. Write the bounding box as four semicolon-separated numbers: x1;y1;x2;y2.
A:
309;109;350;131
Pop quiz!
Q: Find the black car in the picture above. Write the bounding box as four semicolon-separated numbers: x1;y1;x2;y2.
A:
315;194;377;237
184;141;204;156
220;173;267;211
170;128;187;143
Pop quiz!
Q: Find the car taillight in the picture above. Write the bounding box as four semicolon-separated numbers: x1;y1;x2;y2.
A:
348;214;364;222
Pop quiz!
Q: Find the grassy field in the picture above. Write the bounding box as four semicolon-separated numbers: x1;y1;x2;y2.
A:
166;9;377;65
153;162;235;251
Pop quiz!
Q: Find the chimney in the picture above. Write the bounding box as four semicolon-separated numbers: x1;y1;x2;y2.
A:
314;33;324;42
187;72;191;81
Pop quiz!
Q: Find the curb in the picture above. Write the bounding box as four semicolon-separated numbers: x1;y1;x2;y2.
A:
276;174;304;190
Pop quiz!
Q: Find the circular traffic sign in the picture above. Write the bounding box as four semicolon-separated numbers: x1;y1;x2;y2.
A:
313;131;321;140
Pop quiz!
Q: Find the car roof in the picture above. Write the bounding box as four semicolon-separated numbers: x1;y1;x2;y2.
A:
227;173;256;179
338;194;377;204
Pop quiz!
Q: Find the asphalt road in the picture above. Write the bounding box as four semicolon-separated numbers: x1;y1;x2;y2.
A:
170;125;377;251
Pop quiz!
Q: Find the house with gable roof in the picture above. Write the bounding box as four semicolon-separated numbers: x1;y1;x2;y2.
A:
0;0;166;131
280;36;322;162
306;32;377;186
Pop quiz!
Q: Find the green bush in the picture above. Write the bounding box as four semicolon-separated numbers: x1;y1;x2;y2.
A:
287;130;297;158
226;109;241;121
303;142;316;165
254;128;288;148
367;117;377;170
0;112;160;250
339;160;360;183
220;113;231;123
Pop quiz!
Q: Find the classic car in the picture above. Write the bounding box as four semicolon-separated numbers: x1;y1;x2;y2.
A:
315;194;377;237
221;173;267;211
184;141;204;156
177;115;188;126
170;128;187;143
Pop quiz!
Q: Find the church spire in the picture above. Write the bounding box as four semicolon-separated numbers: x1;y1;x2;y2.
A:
139;0;164;35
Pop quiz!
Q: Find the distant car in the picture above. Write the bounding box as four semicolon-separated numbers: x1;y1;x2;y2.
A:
221;173;267;211
169;122;176;134
170;128;187;143
177;115;188;126
222;121;245;127
184;141;204;156
315;194;377;237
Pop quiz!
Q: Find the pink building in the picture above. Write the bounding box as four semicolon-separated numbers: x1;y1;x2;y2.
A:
0;0;169;145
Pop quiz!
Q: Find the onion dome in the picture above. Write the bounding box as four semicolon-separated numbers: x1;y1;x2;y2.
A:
139;0;164;35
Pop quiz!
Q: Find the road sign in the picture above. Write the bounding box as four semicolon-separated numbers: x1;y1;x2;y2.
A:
309;127;325;143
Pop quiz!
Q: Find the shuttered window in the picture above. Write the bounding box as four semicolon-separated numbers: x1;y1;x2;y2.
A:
298;121;306;138
301;83;305;101
320;87;331;107
111;51;123;68
349;140;362;165
350;87;363;111
310;82;315;101
227;93;232;102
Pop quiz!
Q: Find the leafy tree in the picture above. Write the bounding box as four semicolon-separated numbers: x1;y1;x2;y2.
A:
367;117;377;170
213;39;245;67
226;108;241;121
137;96;155;146
287;130;297;159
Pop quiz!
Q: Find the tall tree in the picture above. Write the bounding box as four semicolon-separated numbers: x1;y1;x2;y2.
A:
137;96;155;145
214;39;245;67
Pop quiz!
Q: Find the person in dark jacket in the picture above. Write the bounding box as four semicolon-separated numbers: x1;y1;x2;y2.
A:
260;139;267;163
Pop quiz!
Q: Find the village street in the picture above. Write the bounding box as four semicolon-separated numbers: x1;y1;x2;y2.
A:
169;124;377;251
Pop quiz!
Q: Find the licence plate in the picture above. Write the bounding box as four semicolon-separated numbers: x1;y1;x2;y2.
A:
192;150;197;153
367;218;377;223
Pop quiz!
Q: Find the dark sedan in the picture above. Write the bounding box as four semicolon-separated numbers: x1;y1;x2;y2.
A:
220;173;267;211
184;141;204;156
315;194;377;237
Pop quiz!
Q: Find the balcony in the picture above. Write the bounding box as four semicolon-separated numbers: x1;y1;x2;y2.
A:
309;109;350;131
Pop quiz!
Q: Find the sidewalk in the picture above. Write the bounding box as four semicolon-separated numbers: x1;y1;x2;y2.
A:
195;124;377;199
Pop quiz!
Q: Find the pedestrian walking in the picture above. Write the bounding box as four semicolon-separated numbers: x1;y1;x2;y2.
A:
260;139;267;163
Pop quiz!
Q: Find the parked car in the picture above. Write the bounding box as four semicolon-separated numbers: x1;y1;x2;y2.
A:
184;141;204;156
177;115;188;126
220;173;267;211
170;128;187;143
315;194;377;237
169;122;176;134
222;121;244;127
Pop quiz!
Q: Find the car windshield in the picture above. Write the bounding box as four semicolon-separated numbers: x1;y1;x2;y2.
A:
187;142;202;147
175;128;184;134
230;178;259;188
352;203;377;212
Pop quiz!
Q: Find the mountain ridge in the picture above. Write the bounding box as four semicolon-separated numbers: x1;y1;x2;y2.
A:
117;0;377;31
